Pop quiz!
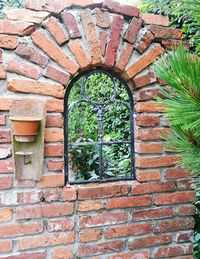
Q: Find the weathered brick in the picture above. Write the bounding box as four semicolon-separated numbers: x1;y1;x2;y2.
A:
44;187;76;202
0;240;12;253
177;179;195;190
0;146;12;160
0;20;35;36
132;181;175;195
15;43;48;68
136;128;170;141
132;207;174;221
45;128;64;142
161;39;188;50
31;31;79;74
104;15;124;67
0;222;43;238
7;59;40;79
48;159;64;171
51;247;73;259
175;205;196;216
138;88;160;101
103;0;139;17
46;99;64;112
133;72;157;89
7;79;64;98
115;42;134;71
0;176;12;190
135;101;165;113
17;232;74;250
96;9;110;28
0;65;6;79
135;29;155;53
81;9;101;65
149;25;182;39
123;17;142;43
78;240;124;257
16;206;42;220
0;208;13;223
68;39;91;68
155;191;196;205
136;114;160;127
107;251;150;259
99;31;107;56
141;13;169;26
0;114;6;125
175;231;194;243
0;251;45;259
125;44;163;79
78;182;128;199
44;144;64;157
153;244;193;258
0;130;11;143
79;212;127;228
165;168;191;179
0;35;18;49
47;219;74;232
46;114;63;127
16;179;35;188
61;10;81;38
136;155;179;168
3;6;50;24
17;191;42;204
43;16;69;45
39;174;64;188
106;196;151;209
136;170;161;182
135;143;162;154
79;229;102;242
44;65;70;85
77;200;103;212
105;222;151;239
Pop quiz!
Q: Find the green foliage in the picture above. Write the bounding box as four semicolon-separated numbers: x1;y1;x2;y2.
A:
0;0;24;18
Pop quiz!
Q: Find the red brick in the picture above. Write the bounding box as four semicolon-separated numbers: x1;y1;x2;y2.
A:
123;17;142;43
46;99;64;113
7;59;40;79
138;88;160;101
141;13;169;26
132;207;174;221
78;240;124;257
44;65;70;85
78;182;128;199
7;79;64;98
133;72;157;89
44;128;64;142
0;98;15;111
132;181;175;195
48;159;64;171
47;219;74;232
136;128;170;141
149;25;182;39
51;247;73;259
44;187;76;202
0;208;13;222
135;143;162;154
79;212;127;228
107;251;150;259
15;43;48;68
39;174;64;188
31;31;79;74
175;205;196;216
96;9;110;28
0;251;45;259
81;9;101;65
136;114;160;127
105;222;151;239
0;240;12;253
116;42;134;71
104;15;124;67
129;233;172;249
0;65;6;79
106;196;151;209
154;244;193;258
175;231;194;243
99;31;107;56
136;155;179;168
161;39;188;50
3;7;50;24
0;176;12;190
0;35;18;49
165;168;191;179
0;114;6;125
152;217;194;234
79;229;102;242
17;191;42;204
135;101;165;113
0;222;43;238
77;200;103;212
155;191;196;205
16;179;35;188
68;39;91;68
125;44;163;79
0;130;11;143
0;20;35;36
46;114;63;127
44;144;64;157
136;170;161;182
0;160;13;173
16;206;42;220
43;16;69;45
61;10;81;39
135;29;154;53
17;232;74;250
103;0;139;17
177;179;195;190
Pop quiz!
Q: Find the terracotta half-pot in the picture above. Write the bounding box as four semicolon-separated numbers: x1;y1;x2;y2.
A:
10;116;41;142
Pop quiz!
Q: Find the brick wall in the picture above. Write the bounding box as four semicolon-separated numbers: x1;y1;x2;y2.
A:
0;0;195;258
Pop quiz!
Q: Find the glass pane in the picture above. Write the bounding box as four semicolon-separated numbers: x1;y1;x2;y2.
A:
102;143;131;179
68;144;99;181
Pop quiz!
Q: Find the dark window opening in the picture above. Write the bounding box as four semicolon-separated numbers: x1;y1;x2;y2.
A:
64;68;135;184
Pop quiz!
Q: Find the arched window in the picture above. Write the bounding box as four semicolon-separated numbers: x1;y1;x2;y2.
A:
64;69;134;184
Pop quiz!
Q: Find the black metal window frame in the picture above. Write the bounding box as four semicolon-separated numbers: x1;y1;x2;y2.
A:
64;68;135;184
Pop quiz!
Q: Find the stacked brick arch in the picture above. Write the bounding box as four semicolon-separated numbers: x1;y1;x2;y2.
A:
0;0;196;258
